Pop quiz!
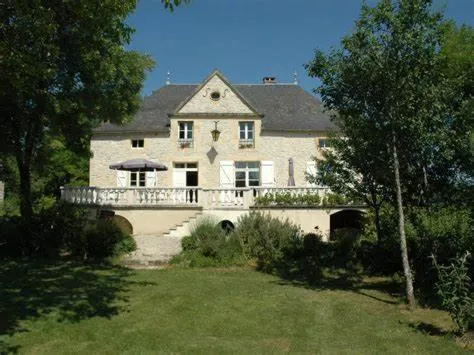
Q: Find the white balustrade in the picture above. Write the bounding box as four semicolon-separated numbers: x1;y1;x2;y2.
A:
60;187;200;206
202;188;250;209
60;186;329;208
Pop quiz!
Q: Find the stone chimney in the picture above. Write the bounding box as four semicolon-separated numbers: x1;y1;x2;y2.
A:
262;76;277;84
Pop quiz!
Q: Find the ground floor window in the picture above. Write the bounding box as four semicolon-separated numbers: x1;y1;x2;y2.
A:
130;171;146;187
235;162;260;187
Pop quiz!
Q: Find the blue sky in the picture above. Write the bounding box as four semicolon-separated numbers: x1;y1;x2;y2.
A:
127;0;474;96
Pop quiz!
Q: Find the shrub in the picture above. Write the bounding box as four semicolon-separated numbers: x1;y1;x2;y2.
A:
172;218;244;267
432;252;473;334
356;206;474;303
0;201;88;258
254;192;321;207
234;212;301;272
68;219;136;260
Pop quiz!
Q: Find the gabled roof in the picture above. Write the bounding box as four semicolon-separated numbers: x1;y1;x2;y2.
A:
95;72;336;134
172;70;261;117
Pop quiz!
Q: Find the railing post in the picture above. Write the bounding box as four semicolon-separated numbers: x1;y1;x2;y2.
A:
243;189;253;209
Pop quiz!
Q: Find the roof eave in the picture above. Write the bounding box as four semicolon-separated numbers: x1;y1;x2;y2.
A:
168;112;264;118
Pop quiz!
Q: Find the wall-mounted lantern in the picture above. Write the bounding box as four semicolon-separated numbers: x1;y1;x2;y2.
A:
211;121;221;142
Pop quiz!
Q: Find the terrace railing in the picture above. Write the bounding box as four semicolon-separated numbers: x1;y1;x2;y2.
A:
60;186;329;209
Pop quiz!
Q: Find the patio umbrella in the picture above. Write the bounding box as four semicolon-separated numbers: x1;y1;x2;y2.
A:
109;159;168;172
288;158;296;186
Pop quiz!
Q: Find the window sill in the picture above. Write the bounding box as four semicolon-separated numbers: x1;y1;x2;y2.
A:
239;140;255;149
178;140;194;148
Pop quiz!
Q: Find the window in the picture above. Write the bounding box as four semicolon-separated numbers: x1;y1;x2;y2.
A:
178;122;193;147
131;139;144;148
210;91;221;101
239;122;254;147
319;138;331;148
235;162;260;187
130;171;146;187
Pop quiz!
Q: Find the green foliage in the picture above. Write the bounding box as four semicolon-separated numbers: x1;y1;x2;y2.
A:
306;0;473;309
0;0;155;221
0;201;136;260
171;218;244;267
69;220;136;260
234;212;301;272
358;206;474;304
0;201;87;257
433;252;473;334
254;192;321;207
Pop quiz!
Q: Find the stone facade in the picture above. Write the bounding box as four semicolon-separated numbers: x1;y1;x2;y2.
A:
90;124;327;188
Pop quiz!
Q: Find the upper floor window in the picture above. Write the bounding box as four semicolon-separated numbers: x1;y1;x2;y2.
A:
131;139;144;148
130;171;146;187
319;138;331;148
178;122;193;147
239;121;254;148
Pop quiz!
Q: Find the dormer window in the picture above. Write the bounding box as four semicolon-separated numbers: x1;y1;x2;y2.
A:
178;121;193;148
239;121;254;148
131;139;144;148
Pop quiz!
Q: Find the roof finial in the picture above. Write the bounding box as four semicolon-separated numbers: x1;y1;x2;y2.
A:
293;71;298;85
165;71;171;85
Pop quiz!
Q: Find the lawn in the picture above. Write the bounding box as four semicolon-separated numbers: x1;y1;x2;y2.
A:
0;260;469;354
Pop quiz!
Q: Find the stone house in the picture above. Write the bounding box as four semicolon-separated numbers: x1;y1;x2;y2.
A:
62;70;361;261
89;70;335;190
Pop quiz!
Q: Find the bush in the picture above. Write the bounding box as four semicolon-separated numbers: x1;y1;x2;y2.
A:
356;206;474;303
254;192;321;207
234;212;301;272
0;201;88;258
0;201;136;260
69;219;136;260
171;218;244;267
433;252;473;334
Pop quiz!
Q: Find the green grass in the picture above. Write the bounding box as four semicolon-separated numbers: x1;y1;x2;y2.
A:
0;260;470;354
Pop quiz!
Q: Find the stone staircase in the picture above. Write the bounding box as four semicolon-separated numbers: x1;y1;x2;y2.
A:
123;212;203;266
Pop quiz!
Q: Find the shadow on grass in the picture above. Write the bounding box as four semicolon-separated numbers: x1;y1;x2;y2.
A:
408;322;450;336
269;260;403;306
0;259;150;354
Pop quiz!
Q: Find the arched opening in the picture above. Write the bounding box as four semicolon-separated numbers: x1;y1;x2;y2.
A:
112;215;133;235
329;209;364;241
218;220;235;234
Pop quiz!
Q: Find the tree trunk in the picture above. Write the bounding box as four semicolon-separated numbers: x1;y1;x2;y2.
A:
392;134;416;310
374;205;382;243
17;156;33;241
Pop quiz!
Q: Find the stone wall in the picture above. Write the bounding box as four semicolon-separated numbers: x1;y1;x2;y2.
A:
90;119;327;188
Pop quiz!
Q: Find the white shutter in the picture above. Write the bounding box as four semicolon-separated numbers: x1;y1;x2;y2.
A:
306;161;317;187
261;160;275;187
219;160;235;188
172;169;186;187
146;171;156;187
116;170;127;187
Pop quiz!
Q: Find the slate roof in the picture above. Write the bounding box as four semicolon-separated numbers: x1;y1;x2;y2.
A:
95;83;335;133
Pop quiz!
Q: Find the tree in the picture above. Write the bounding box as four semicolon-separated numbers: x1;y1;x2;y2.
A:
306;0;462;310
0;1;155;234
310;133;391;242
436;22;474;206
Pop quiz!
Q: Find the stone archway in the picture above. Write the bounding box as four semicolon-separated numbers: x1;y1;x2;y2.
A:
111;214;133;235
329;209;364;240
218;220;235;234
